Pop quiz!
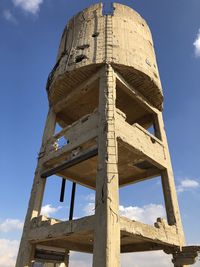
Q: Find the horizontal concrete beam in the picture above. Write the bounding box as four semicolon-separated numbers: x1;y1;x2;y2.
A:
38;240;93;254
115;112;167;169
114;70;158;114
28;215;94;243
120;216;180;247
121;242;162;253
43;111;98;166
41;146;98;178
29;215;181;250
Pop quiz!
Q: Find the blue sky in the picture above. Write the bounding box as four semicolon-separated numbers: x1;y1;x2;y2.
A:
0;0;200;266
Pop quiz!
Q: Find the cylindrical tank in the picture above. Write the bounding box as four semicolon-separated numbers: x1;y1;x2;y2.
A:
47;3;163;112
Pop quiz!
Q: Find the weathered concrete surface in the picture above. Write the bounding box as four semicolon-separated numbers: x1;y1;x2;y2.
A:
27;215;183;252
48;2;163;118
92;65;121;267
16;3;199;267
16;109;57;267
172;247;200;266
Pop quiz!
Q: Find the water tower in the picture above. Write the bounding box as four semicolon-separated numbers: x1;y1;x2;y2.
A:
16;3;200;267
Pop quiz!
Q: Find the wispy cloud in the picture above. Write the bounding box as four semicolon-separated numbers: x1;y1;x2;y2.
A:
194;29;200;57
0;219;23;233
0;239;19;267
12;0;44;15
177;178;199;193
2;10;17;24
83;202;95;216
41;204;62;217
82;193;95;216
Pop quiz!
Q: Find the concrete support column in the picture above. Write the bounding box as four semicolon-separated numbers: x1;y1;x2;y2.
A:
154;112;186;248
92;65;120;267
63;250;70;267
16;108;57;267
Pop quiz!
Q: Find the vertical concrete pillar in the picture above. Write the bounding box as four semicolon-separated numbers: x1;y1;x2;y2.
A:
16;108;57;267
154;112;185;245
93;65;120;267
63;250;70;267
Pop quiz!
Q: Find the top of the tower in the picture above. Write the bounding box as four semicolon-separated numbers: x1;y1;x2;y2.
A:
47;2;163;113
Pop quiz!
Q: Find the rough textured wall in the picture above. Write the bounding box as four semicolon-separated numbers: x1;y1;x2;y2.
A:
48;3;163;110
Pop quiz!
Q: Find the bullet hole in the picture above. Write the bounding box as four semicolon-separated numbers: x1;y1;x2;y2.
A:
149;40;153;47
92;32;100;38
76;44;90;50
153;72;158;79
75;54;88;63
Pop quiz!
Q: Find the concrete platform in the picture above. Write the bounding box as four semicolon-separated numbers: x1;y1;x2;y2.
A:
28;215;182;254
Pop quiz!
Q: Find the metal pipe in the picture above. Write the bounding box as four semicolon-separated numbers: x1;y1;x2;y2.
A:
60;178;66;202
69;182;76;220
41;147;98;178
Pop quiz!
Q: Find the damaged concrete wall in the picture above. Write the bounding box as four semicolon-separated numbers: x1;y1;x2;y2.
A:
48;3;163;111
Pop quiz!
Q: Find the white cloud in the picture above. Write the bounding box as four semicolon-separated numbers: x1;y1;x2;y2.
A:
0;239;19;267
41;204;62;217
68;251;173;267
119;204;165;225
12;0;43;15
2;10;17;24
177;178;199;193
0;241;174;267
121;251;173;267
83;194;165;225
81;193;96;216
0;219;23;233
194;29;200;57
69;252;92;267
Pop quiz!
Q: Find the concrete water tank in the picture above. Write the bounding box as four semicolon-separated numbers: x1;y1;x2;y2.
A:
47;3;163;126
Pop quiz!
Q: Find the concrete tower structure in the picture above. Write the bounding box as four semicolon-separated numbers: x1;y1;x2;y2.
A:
16;3;199;267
